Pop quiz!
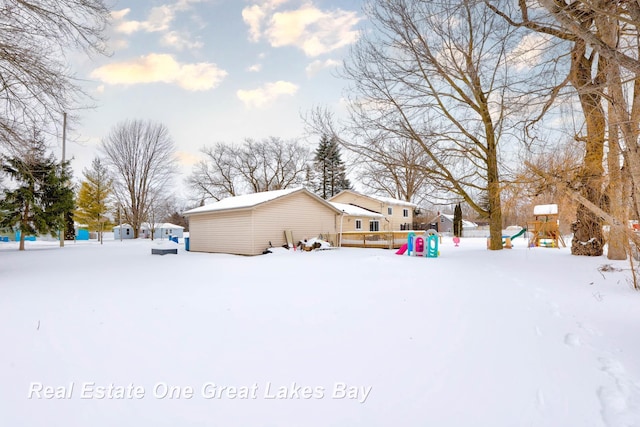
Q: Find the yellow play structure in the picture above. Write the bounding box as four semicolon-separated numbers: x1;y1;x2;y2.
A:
527;204;566;248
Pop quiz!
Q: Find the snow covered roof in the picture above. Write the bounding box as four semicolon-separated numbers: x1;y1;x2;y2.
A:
113;224;133;229
140;222;185;230
370;195;418;208
183;187;341;215
329;202;384;218
439;214;478;228
331;190;417;207
533;204;558;215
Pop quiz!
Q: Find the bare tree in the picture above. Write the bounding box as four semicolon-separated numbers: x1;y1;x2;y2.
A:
354;135;433;206
0;0;110;152
188;143;240;202
487;0;640;258
101;120;177;238
188;137;311;203
308;0;527;249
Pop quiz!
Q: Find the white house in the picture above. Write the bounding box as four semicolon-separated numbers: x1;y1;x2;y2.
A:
140;223;185;239
429;213;478;234
113;224;135;239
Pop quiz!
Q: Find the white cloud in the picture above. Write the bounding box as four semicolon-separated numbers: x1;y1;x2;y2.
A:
242;0;291;40
508;33;551;71
242;1;360;56
113;1;207;36
236;80;298;108
305;58;340;77
161;31;203;51
90;53;228;91
247;63;262;72
114;4;175;34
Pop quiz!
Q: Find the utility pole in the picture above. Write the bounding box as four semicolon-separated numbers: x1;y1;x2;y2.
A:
60;112;67;248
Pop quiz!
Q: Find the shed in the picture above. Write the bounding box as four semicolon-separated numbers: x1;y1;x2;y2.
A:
113;224;134;239
183;187;342;255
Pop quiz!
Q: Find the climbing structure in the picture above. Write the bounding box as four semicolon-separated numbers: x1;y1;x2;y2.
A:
527;204;566;248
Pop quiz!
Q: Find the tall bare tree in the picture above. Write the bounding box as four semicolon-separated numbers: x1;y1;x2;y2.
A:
487;0;640;258
188;137;311;203
355;135;432;205
101;120;176;238
309;0;525;249
0;0;110;152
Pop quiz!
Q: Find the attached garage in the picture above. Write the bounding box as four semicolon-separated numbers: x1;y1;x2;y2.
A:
183;188;342;255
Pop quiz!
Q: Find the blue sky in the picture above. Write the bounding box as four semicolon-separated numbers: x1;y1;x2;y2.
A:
68;0;364;191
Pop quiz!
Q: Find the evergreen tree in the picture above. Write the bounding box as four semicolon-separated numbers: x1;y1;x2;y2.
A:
75;157;112;243
313;134;351;199
0;139;75;250
453;203;463;237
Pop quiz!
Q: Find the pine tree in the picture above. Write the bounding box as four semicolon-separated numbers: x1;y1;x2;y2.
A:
313;135;351;199
453;203;463;237
75;157;112;243
0;139;75;250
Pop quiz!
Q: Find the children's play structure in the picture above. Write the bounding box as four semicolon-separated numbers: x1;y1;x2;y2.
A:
500;226;527;249
395;230;439;257
527;204;566;248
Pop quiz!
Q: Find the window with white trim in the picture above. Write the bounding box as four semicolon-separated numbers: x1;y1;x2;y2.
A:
403;208;409;218
370;220;380;232
355;219;362;230
387;207;393;215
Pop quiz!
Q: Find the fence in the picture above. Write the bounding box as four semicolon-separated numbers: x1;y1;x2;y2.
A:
339;231;419;249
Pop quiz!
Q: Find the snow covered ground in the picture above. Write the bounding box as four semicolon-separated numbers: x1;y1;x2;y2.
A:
1;236;639;426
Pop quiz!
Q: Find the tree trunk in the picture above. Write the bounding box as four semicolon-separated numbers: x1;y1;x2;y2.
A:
569;41;605;256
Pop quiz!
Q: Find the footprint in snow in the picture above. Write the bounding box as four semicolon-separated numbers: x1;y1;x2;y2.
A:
564;333;581;347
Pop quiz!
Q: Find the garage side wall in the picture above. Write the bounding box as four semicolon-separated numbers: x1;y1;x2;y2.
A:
188;210;253;255
253;192;338;252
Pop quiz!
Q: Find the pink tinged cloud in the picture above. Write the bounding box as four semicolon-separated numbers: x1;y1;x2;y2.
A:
90;53;228;91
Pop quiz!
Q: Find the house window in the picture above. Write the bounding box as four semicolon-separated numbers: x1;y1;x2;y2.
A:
126;228;130;235
387;207;393;215
355;219;362;230
403;208;409;218
370;220;380;232
441;216;445;223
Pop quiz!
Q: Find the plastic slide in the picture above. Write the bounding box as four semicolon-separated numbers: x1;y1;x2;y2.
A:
396;243;408;255
510;227;527;240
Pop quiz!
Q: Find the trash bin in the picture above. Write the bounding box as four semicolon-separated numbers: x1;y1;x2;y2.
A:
185;237;190;251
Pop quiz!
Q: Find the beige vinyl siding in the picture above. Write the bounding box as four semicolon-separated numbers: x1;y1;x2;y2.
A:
253;191;339;251
188;210;253;254
330;192;383;213
340;216;364;232
387;206;413;230
330;192;413;230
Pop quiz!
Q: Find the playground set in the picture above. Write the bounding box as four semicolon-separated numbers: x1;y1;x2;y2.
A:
499;226;527;249
395;230;439;257
527;204;566;248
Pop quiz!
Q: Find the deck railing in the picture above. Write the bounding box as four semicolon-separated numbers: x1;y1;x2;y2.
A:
339;231;417;249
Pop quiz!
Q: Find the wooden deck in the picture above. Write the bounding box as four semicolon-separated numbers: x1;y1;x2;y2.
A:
339;231;418;249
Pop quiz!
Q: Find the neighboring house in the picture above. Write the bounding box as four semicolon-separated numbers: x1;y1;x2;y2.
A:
329;190;417;231
429;213;478;234
183;187;342;255
113;224;134;239
140;223;185;239
329;202;384;233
